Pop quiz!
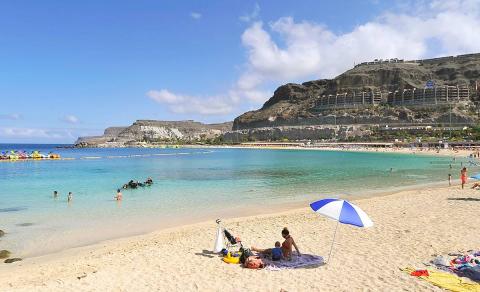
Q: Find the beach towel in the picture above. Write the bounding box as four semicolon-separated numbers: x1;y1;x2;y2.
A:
459;266;480;282
263;254;324;271
403;267;480;292
430;251;480;283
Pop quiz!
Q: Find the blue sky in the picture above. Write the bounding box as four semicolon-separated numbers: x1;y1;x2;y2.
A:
1;0;480;143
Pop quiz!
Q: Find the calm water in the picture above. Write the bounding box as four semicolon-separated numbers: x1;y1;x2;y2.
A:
0;144;472;257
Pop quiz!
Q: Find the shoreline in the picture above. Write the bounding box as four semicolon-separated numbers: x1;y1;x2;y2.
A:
1;181;479;290
2;176;455;260
0;180;451;260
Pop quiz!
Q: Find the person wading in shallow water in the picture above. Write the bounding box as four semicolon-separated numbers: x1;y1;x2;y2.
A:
460;167;467;189
114;189;123;201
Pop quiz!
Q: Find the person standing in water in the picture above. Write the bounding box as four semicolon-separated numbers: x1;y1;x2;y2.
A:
460;167;467;189
67;192;73;202
53;191;58;198
114;189;123;201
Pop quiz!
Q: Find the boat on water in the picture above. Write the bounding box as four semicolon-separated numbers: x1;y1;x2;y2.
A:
0;150;61;161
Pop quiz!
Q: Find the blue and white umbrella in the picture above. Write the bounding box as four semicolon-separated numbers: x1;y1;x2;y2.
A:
310;198;373;263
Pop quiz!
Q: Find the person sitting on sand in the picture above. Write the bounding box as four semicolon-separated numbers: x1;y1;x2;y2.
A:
252;227;301;260
271;241;283;261
471;182;480;190
114;189;123;201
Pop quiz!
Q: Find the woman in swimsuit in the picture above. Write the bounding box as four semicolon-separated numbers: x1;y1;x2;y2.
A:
461;167;467;189
280;227;301;259
251;227;301;259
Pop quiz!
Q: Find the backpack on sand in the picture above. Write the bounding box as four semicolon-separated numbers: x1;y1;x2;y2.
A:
239;247;253;264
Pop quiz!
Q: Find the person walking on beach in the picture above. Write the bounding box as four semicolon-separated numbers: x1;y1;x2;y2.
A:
114;189;123;201
448;174;452;186
67;192;73;202
460;167;467;189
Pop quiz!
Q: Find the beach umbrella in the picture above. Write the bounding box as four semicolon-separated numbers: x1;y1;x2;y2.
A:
310;198;373;263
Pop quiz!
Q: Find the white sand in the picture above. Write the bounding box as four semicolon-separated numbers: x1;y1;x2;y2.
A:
1;183;479;291
187;144;478;159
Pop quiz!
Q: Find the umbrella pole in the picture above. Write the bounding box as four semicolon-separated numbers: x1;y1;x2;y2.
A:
327;221;339;264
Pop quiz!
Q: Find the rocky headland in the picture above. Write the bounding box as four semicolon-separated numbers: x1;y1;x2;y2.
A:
75;120;233;147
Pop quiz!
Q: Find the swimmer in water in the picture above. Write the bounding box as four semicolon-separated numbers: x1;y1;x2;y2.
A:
114;189;123;201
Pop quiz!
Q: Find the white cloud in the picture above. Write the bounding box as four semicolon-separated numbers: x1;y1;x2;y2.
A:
149;0;480;117
0;127;103;142
240;3;260;22
147;89;233;115
62;115;79;124
0;127;65;139
190;12;202;20
0;113;22;120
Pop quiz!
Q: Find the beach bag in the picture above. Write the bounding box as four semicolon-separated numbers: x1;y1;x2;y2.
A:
213;227;225;253
245;256;264;269
239;248;252;264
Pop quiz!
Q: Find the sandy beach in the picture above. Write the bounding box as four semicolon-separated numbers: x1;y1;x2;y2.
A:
183;144;479;159
1;181;479;291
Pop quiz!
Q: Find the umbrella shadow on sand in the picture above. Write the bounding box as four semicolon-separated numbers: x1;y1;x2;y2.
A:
447;197;480;202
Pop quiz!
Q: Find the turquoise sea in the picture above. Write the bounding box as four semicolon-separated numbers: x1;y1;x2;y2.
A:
0;144;473;257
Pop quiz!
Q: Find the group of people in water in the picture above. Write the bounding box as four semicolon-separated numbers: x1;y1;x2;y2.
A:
122;177;153;189
52;177;154;203
53;191;74;202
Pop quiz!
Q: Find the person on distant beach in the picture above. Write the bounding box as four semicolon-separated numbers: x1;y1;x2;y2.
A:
460;167;467;189
390;168;393;173
471;182;480;190
67;192;73;202
251;227;301;260
53;191;58;198
448;174;452;186
114;189;123;201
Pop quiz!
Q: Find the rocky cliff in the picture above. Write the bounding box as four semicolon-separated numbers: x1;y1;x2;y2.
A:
75;120;233;147
233;53;480;131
